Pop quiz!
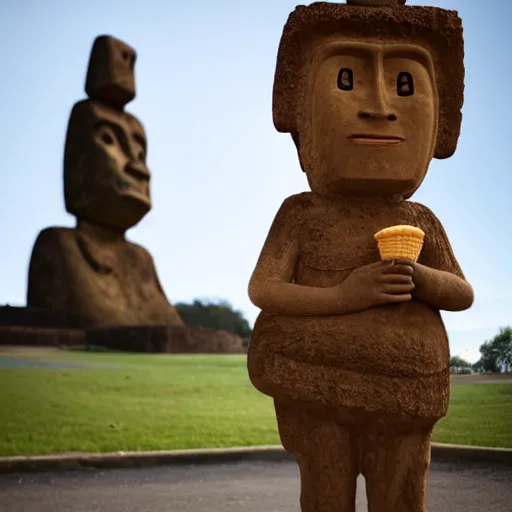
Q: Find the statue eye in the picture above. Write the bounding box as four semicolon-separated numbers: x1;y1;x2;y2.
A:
101;132;114;145
93;122;121;148
97;127;116;145
337;68;353;91
397;72;414;96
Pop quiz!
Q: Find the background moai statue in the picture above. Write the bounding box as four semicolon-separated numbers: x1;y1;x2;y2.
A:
27;35;183;329
247;1;474;511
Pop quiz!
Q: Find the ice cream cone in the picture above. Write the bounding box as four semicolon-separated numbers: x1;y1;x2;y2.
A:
374;225;425;262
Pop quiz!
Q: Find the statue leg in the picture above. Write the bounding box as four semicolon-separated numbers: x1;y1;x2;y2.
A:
274;400;360;512
361;425;433;512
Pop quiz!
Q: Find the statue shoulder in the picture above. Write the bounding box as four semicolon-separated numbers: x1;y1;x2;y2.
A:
282;192;313;209
31;227;77;258
406;201;444;231
125;239;157;266
27;227;78;308
277;192;313;220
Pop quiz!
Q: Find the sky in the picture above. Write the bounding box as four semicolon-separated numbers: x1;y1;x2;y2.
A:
1;0;511;363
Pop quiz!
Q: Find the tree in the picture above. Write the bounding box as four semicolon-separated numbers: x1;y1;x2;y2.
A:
492;326;512;371
449;355;472;374
474;326;512;373
449;355;471;368
174;299;253;340
472;359;484;373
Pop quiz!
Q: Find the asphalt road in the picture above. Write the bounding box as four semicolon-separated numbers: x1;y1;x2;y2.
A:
1;460;511;512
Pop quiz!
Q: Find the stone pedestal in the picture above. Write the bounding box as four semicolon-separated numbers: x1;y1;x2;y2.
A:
86;325;245;354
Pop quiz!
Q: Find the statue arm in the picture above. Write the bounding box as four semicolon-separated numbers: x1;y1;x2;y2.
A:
248;195;341;316
411;206;474;312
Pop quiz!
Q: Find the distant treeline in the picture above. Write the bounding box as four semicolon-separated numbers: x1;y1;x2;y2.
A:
451;326;512;373
175;299;252;340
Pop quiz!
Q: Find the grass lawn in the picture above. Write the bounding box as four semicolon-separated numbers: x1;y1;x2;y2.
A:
433;383;512;448
0;349;511;456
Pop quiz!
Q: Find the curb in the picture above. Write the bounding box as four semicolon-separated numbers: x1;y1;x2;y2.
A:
0;446;293;474
430;443;512;465
1;443;511;475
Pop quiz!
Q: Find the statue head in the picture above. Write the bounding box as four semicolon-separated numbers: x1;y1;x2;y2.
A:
63;100;151;232
85;35;136;109
272;0;464;199
63;35;150;232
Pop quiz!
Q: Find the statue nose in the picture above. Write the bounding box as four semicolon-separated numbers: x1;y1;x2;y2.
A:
358;110;397;121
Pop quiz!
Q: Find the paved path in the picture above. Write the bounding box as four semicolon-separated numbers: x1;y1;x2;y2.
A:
1;460;511;511
0;356;125;369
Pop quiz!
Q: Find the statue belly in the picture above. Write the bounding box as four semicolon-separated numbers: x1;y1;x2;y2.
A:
248;301;450;422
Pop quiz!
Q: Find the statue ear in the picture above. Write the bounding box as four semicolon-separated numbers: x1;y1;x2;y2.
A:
434;110;462;160
434;147;454;160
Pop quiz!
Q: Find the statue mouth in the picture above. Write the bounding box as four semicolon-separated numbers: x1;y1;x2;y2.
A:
119;182;150;206
348;134;405;145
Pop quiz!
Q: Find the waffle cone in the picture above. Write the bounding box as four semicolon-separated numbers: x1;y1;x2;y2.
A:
374;225;425;262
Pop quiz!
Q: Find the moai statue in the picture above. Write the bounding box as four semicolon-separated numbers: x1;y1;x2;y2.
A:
247;1;474;511
27;36;183;329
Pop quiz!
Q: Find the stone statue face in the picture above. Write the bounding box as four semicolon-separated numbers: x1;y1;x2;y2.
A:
64;100;151;231
297;39;438;198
